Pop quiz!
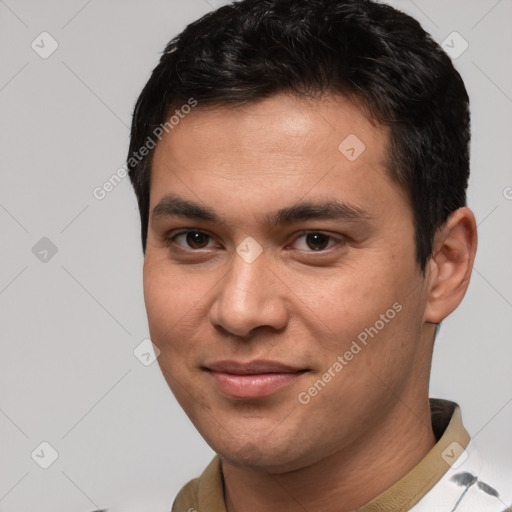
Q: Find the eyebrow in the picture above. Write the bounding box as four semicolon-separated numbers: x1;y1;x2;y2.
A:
151;193;372;228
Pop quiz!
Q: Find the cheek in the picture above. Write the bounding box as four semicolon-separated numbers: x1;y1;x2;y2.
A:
143;260;210;406
143;259;199;349
295;257;424;396
142;256;228;374
289;260;404;346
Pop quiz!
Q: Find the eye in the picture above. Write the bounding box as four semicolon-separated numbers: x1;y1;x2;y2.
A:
167;230;217;250
165;230;343;253
290;232;342;251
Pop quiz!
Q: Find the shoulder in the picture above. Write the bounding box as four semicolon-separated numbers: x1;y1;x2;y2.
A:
171;455;225;512
411;439;512;511
171;476;200;512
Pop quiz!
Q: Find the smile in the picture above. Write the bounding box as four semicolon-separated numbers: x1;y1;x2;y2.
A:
204;360;309;399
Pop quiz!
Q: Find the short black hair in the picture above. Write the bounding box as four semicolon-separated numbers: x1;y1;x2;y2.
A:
127;0;470;272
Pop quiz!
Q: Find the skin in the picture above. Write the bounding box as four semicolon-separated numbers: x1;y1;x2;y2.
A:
143;93;477;511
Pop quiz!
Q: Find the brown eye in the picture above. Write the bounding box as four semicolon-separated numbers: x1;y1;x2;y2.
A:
292;232;340;251
305;233;330;251
169;230;215;250
185;231;210;249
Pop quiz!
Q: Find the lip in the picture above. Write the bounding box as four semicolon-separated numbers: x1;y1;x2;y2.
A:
204;360;308;399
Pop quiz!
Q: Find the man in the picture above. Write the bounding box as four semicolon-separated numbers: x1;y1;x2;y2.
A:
126;0;511;510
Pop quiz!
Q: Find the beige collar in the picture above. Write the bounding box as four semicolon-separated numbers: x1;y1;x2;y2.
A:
171;398;470;512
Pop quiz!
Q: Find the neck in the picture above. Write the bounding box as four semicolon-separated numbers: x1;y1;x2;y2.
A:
222;396;436;512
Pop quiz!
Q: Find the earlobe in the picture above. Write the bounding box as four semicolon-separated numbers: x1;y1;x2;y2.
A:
424;207;478;324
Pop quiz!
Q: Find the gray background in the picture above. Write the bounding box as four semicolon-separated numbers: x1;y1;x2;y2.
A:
0;0;510;510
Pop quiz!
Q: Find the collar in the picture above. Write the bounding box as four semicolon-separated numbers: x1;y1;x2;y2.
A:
356;399;470;511
171;398;470;512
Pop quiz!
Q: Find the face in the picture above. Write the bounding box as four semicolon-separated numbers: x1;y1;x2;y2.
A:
143;93;432;473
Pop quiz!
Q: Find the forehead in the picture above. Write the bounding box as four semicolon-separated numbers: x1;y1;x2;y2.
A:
149;93;403;226
155;93;386;166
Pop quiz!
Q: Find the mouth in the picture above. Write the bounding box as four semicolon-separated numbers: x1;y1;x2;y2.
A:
203;360;310;399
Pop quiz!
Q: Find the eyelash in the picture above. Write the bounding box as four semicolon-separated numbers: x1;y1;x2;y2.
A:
164;229;344;253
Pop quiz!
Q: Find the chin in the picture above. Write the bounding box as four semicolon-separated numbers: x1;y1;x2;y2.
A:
205;428;318;474
222;446;301;473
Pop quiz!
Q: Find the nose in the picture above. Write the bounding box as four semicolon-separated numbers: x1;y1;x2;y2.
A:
208;248;289;339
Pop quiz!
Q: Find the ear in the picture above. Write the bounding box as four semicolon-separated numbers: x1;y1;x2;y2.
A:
424;207;478;324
